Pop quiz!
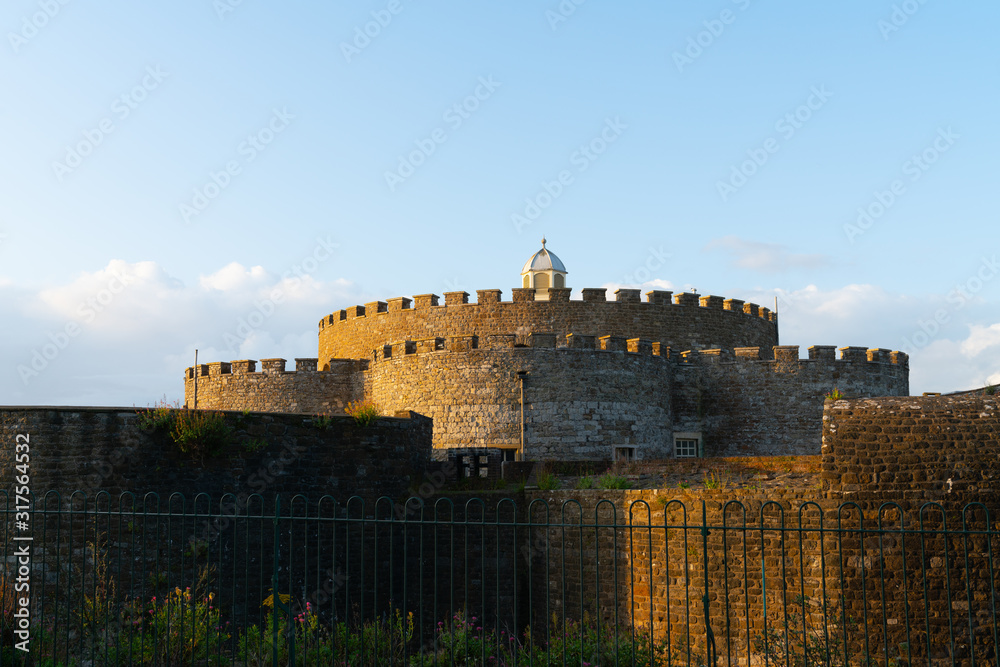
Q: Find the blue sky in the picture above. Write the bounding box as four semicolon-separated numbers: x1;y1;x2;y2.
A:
1;0;997;405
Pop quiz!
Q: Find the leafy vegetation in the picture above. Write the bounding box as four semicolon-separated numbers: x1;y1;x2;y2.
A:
537;471;561;490
169;409;233;459
598;472;631;489
345;400;382;427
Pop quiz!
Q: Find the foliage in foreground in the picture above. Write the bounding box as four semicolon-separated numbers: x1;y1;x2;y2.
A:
345;400;382;427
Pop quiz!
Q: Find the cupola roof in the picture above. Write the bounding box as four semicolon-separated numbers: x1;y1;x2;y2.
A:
521;238;567;274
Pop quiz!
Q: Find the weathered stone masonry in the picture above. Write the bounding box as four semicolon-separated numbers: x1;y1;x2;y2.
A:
185;287;909;459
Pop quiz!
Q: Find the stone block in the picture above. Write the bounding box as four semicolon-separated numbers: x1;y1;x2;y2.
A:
512;288;536;303
615;289;641;303
699;295;724;309
476;289;502;304
724;298;745;312
627;338;653;355
565;333;596;349
547;288;571;302
773;346;800;362
231;360;257;374
444;291;469;306
294;358;318;372
808;346;836;361
387;297;412;312
599;335;627;352
260;358;286;373
413;294;440;309
645;290;672;305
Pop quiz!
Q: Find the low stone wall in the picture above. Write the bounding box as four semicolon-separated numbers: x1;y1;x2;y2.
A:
0;406;431;504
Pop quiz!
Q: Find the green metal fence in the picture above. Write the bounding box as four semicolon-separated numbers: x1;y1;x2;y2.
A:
2;491;999;666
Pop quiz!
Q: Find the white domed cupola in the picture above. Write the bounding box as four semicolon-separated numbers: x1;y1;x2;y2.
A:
520;238;567;300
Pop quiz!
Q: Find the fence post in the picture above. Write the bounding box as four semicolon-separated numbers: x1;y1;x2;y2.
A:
702;500;717;666
271;495;295;666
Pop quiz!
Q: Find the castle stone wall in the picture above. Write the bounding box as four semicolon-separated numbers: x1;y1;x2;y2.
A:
183;358;364;413
821;393;1000;497
364;337;673;460
318;289;778;364
672;345;909;457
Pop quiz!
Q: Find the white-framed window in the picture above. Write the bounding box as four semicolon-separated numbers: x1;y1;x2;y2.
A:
614;446;635;462
674;432;701;458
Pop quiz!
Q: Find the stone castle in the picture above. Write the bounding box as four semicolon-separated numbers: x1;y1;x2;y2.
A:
184;241;909;460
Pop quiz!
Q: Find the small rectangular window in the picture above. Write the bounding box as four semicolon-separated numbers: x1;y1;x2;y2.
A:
675;439;699;458
614;446;635;462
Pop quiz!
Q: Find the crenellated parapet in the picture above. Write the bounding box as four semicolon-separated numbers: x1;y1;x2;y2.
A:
318;287;778;364
183;357;365;414
675;345;908;368
364;331;671;363
320;287;777;326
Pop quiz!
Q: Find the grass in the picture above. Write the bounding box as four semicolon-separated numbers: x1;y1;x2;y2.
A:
537;471;561;490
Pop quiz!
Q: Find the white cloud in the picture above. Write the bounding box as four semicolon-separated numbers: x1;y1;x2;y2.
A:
959;323;1000;357
199;262;270;291
704;236;833;273
0;259;365;407
733;283;1000;394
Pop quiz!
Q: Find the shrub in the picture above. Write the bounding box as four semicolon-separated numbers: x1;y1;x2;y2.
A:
575;475;594;490
136;397;179;431
170;410;233;459
312;414;333;430
598;473;631;490
237;601;413;666
418;611;674;666
345;401;381;427
112;585;229;665
825;388;844;400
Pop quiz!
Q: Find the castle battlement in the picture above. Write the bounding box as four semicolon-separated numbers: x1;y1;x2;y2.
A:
319;288;776;328
368;332;670;361
676;345;908;367
186;357;366;378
